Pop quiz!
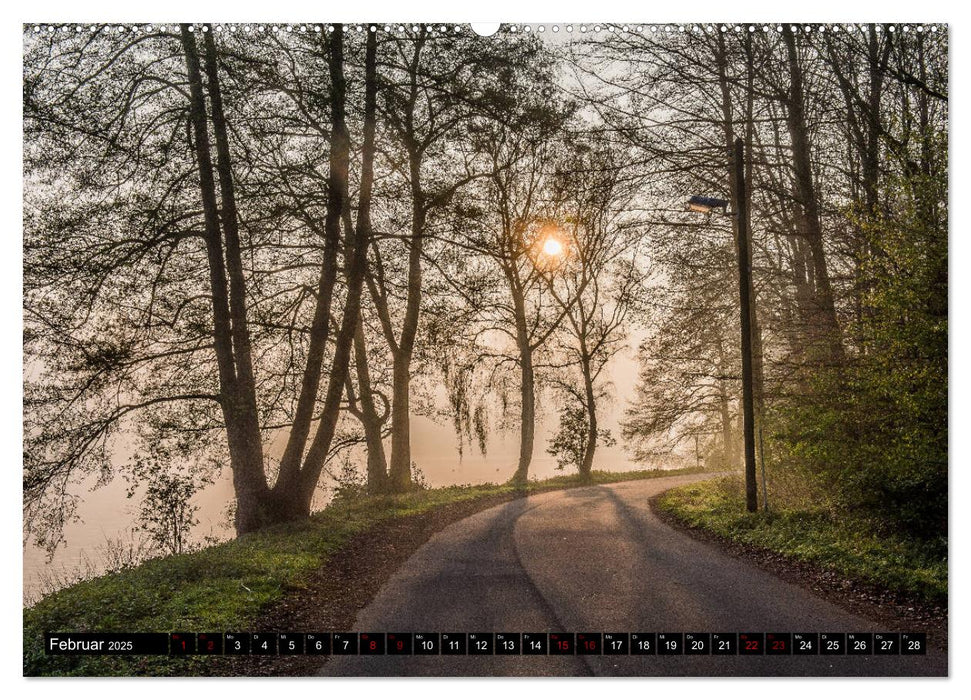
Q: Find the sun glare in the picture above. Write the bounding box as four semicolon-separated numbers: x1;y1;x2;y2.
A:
542;236;564;257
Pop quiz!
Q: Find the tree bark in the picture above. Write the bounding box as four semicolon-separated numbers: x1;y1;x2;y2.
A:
783;27;844;366
864;25;886;214
507;270;535;484
200;28;270;533
579;352;597;480
512;348;536;484
386;126;427;494
387;354;413;492
298;26;374;511
351;320;390;494
181;26;269;535
270;25;377;519
717;340;734;468
274;29;347;494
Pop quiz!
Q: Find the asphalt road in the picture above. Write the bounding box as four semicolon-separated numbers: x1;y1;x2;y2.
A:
320;473;947;676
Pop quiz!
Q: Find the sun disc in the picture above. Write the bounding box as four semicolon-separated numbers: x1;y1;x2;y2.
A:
542;237;563;257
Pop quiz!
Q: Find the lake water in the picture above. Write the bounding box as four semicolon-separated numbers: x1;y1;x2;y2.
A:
23;341;682;603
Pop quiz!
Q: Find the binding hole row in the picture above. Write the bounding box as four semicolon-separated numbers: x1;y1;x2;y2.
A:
27;23;944;35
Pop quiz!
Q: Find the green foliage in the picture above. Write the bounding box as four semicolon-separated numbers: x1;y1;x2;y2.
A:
134;472;204;556
770;137;947;540
658;477;947;606
411;462;430;490
330;453;368;503
547;404;616;472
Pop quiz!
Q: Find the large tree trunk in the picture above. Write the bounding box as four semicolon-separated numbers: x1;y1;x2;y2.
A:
864;25;885;214
510;349;535;485
783;27;844;366
270;25;377;520
827;25;889;353
717;340;734;468
181;26;269;535
379;36;433;494
386;155;427;493
508;275;535;485
353;320;389;493
274;29;346;496
387;353;413;492
579;353;597;480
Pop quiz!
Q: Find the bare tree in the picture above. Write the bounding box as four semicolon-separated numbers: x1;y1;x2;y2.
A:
542;138;643;478
24;24;379;540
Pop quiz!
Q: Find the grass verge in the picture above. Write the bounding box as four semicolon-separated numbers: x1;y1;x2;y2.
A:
655;476;947;610
25;466;705;676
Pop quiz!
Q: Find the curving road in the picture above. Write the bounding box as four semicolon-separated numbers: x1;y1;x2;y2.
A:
320;473;946;676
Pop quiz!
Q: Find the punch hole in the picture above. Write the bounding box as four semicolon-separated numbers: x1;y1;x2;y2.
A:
471;23;501;37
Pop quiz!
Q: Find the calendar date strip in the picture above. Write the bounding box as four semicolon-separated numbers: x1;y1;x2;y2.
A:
45;631;927;656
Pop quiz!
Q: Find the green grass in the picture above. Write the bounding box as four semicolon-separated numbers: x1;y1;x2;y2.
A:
656;476;947;609
24;467;704;676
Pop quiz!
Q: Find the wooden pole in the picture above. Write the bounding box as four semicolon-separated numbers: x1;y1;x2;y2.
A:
734;137;758;513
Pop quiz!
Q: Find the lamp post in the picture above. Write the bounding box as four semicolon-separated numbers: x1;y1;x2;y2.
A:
687;137;758;513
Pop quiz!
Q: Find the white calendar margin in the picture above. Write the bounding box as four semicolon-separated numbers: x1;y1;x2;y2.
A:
3;1;961;699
